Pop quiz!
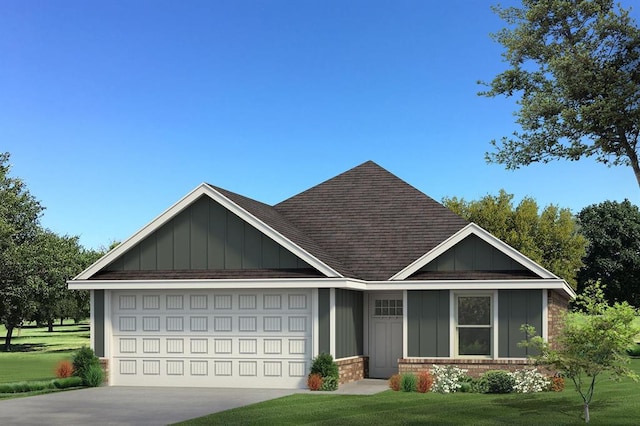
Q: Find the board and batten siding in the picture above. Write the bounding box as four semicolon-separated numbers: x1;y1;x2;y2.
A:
498;290;542;357
407;290;450;357
422;234;528;272
318;288;330;355
105;196;310;271
94;289;105;357
335;289;363;359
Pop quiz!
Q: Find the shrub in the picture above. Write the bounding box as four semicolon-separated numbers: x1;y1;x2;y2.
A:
73;346;100;383
53;376;84;389
550;375;565;392
431;365;467;393
416;371;433;393
510;368;549;393
310;353;339;391
626;343;640;357
388;374;401;391
307;373;323;391
400;373;417;392
84;364;105;387
482;370;515;394
55;360;74;378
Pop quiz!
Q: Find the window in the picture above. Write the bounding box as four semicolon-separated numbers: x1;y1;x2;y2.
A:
374;299;403;317
456;295;492;357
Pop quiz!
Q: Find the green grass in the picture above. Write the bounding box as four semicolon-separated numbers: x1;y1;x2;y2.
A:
176;359;640;426
0;322;89;383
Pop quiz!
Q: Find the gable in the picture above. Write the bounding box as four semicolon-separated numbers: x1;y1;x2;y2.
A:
393;223;556;281
98;196;314;276
421;234;531;272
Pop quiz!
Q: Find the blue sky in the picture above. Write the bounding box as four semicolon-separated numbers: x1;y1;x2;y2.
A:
2;0;638;250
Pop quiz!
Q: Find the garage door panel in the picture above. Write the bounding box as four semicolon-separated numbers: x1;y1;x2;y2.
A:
110;290;312;388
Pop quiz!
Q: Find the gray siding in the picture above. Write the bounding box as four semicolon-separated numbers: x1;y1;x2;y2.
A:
335;289;363;358
423;235;527;272
318;289;330;355
407;290;450;357
498;290;542;357
94;290;105;357
104;196;311;271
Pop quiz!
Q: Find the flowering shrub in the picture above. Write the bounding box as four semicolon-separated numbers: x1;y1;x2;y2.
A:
510;368;549;393
417;371;434;393
307;373;323;391
55;360;74;378
550;375;565;392
388;374;401;391
430;365;467;393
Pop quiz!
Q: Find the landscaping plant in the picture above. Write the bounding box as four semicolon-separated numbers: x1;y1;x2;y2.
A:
307;373;323;391
482;370;515;394
84;364;104;387
400;373;417;392
510;368;549;394
309;353;339;391
430;365;467;393
72;346;101;385
388;374;401;391
416;371;433;393
55;360;74;378
522;282;640;423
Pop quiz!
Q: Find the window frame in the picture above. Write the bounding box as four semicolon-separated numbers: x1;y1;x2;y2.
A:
453;292;494;359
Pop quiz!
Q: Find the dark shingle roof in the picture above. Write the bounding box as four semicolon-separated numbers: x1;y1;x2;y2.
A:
274;161;468;280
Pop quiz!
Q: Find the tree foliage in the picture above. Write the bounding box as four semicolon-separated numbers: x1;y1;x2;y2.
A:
482;0;640;187
443;190;587;287
577;199;640;306
522;282;639;423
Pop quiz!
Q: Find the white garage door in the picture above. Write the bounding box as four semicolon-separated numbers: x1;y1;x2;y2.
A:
110;289;312;388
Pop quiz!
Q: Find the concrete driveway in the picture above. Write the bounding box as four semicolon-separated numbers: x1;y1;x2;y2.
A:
0;386;300;425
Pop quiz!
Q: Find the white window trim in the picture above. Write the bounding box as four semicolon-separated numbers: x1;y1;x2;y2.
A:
452;290;495;359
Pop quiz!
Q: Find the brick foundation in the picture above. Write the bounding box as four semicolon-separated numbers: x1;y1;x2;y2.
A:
99;357;109;384
335;356;368;384
398;358;535;378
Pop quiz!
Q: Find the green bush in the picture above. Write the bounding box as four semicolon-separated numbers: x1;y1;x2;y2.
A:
400;373;417;392
626;343;640;357
310;353;339;391
73;346;101;385
53;376;84;389
482;370;515;394
84;364;104;387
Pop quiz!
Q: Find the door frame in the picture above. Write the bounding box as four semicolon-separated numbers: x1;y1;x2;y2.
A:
367;291;404;378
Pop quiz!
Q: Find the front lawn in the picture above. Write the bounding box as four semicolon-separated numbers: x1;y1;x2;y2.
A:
176;359;640;425
0;322;89;383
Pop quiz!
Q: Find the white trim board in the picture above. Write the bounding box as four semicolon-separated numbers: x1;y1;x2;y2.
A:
390;223;560;281
74;183;342;281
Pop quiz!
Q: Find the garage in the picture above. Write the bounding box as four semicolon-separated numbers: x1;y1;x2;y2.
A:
109;289;312;388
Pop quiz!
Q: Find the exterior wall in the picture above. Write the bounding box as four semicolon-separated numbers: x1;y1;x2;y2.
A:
548;289;570;349
335;289;363;359
318;288;330;354
422;234;527;272
99;357;109;384
94;290;105;357
399;358;534;378
407;290;450;357
498;289;542;357
336;356;368;384
104;196;309;272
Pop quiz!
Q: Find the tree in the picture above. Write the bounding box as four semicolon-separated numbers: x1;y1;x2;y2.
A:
0;152;44;350
443;190;587;287
523;282;639;423
577;200;640;306
481;0;640;187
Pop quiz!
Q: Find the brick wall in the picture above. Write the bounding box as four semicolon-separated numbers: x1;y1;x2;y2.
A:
548;290;570;349
335;356;368;384
99;357;109;384
398;358;535;378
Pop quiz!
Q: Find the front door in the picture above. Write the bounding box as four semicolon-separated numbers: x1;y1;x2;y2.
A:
368;292;403;378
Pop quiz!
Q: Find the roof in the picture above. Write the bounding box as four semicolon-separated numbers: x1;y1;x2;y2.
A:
274;161;469;280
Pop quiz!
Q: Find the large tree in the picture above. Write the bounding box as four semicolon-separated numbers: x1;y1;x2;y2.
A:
577;199;640;306
443;190;587;287
0;152;44;350
481;0;640;187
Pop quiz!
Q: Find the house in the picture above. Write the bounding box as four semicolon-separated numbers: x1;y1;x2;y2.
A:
69;161;574;388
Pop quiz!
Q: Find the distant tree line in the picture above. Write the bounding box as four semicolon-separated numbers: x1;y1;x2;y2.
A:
0;152;102;351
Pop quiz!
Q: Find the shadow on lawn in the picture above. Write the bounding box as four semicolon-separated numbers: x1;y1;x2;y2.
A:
0;343;47;352
493;394;618;422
